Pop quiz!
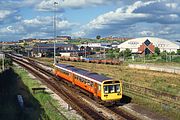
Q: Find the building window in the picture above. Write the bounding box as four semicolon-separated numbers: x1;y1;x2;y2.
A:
144;39;151;46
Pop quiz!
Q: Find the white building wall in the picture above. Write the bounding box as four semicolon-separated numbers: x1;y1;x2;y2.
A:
118;37;179;53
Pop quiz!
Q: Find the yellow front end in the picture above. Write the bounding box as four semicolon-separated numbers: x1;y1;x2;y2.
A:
101;80;122;101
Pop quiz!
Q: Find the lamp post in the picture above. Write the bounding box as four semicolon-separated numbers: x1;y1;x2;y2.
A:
53;2;58;64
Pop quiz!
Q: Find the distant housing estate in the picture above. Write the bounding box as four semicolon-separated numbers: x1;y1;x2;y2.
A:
103;36;133;42
18;35;71;44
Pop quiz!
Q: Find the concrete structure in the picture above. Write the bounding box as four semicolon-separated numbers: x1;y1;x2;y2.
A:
118;37;180;54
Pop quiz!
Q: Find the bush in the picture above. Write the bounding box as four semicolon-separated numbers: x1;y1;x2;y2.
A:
172;56;180;62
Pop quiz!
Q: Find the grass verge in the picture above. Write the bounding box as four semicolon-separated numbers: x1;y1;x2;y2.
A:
13;66;67;120
124;91;180;120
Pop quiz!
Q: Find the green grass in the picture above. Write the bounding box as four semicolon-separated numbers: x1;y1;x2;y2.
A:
13;66;67;120
124;91;180;120
33;57;180;119
33;57;180;96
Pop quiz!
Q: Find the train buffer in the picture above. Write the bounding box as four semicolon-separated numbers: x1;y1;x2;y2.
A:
32;87;46;94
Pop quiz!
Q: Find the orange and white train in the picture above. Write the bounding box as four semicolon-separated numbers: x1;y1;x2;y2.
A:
54;64;122;101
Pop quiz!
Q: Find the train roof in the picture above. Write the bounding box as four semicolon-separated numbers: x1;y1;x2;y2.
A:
55;64;112;83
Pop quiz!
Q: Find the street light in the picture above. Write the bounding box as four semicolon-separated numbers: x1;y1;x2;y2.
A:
53;2;58;64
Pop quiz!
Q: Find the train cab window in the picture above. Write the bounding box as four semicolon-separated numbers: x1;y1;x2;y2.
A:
104;86;108;94
115;84;120;93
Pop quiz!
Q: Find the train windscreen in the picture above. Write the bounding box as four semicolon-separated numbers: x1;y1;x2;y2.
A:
103;84;120;94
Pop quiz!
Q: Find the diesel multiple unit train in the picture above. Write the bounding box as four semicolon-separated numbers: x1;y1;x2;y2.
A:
54;63;122;101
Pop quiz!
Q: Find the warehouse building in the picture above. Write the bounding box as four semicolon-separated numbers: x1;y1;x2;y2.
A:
118;37;180;54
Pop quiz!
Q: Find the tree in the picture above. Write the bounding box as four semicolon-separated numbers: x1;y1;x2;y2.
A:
154;47;160;55
119;48;132;59
96;35;101;40
124;48;132;58
160;51;167;61
177;49;180;55
107;49;115;59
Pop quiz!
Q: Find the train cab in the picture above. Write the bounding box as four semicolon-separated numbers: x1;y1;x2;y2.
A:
101;80;122;101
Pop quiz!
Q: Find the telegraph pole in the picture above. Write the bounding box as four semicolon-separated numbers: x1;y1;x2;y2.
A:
2;54;4;71
1;42;5;71
53;2;58;64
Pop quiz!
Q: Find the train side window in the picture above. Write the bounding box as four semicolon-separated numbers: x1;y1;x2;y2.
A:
98;85;101;91
75;75;78;80
89;81;93;87
84;79;88;85
79;77;83;82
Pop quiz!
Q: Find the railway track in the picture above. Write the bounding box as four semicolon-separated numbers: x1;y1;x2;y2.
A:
9;54;138;120
11;58;106;120
10;54;180;119
32;57;180;110
123;82;180;110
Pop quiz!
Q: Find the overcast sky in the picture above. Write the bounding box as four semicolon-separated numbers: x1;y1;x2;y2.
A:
0;0;180;41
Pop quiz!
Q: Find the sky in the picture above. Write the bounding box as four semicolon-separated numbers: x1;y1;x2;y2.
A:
0;0;180;41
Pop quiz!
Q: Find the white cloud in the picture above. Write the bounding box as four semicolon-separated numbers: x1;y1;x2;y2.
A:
0;15;78;40
125;1;156;13
73;0;180;39
23;16;78;33
0;10;12;19
139;31;155;36
36;0;117;11
71;31;86;37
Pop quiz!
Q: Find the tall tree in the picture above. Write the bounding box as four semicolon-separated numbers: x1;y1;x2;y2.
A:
154;47;160;55
96;35;101;40
177;49;180;55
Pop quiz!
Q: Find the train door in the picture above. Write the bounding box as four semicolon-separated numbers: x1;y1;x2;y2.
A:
93;82;98;97
71;73;75;85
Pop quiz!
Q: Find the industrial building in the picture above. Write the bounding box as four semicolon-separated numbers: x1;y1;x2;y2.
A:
118;37;180;54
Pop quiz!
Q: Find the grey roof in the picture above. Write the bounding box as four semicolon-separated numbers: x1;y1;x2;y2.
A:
34;43;75;47
56;64;111;83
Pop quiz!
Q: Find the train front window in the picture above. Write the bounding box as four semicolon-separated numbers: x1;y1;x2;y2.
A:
104;86;108;94
104;84;121;94
109;85;115;93
115;84;120;93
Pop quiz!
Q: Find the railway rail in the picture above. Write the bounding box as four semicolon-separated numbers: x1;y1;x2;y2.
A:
123;82;180;110
9;54;180;119
31;56;180;110
11;57;106;120
9;54;138;120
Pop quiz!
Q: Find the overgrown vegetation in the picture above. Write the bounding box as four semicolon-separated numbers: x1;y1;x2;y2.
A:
0;68;47;120
13;66;68;120
0;57;13;70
